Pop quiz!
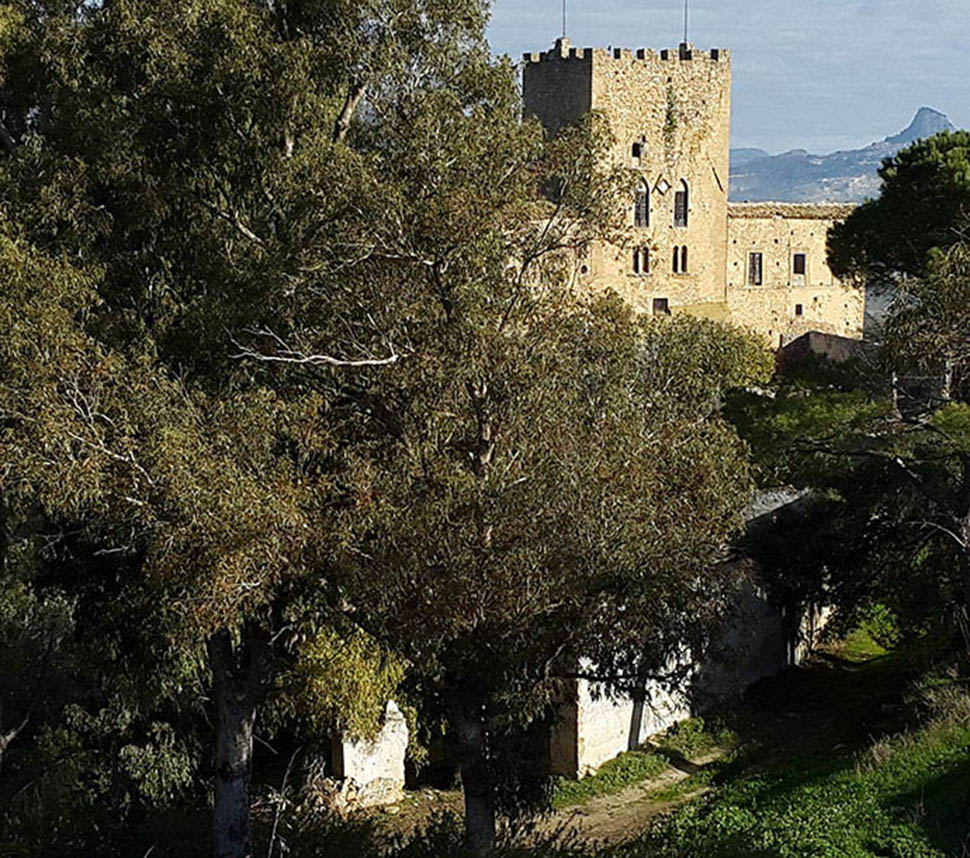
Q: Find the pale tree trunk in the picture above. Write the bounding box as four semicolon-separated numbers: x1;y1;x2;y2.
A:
452;701;496;855
0;702;27;777
332;81;366;145
0;118;16;154
942;354;955;402
958;456;970;638
208;629;270;858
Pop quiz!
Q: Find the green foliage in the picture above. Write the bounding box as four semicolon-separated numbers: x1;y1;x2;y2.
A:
0;0;780;852
282;626;405;742
551;748;668;810
885;242;970;398
656;718;719;761
829;130;970;282
932;402;970;452
726;383;889;488
855;603;901;652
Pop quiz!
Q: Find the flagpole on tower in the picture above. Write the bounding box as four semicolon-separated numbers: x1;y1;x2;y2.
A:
562;0;567;38
683;0;689;43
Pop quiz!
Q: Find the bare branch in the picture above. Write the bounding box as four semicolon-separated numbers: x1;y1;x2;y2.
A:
230;327;402;368
913;519;968;550
197;198;266;248
333;81;367;145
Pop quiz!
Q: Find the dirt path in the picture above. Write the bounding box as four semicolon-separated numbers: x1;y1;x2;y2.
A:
535;764;707;846
370;750;721;849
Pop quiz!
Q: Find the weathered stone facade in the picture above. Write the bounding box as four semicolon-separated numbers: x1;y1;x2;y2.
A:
523;39;865;343
727;204;865;346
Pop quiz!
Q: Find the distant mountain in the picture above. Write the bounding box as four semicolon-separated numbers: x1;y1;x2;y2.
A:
729;107;958;203
731;147;771;166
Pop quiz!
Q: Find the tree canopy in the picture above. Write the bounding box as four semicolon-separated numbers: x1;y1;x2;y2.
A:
828;130;970;283
0;1;775;855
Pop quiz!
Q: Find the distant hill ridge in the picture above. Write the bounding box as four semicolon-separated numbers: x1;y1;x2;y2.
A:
729;107;959;203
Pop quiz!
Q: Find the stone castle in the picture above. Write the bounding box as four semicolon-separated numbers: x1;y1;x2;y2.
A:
523;38;865;346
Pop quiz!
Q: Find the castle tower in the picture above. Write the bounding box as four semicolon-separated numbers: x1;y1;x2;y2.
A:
523;38;732;316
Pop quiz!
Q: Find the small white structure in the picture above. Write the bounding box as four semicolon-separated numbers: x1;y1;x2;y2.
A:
331;701;408;807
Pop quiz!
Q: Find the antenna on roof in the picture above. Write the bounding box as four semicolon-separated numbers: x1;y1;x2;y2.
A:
683;0;689;44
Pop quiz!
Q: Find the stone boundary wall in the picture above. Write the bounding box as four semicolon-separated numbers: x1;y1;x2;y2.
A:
550;490;829;778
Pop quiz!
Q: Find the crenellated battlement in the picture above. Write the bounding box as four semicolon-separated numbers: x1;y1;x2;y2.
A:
522;38;729;66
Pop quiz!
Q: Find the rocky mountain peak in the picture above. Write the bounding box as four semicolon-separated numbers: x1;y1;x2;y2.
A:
884;107;955;146
730;107;961;203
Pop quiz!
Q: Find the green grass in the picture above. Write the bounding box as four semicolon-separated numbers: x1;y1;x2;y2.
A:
551;748;669;810
655;717;737;761
840;626;891;662
617;687;970;857
645;769;716;803
550;717;739;811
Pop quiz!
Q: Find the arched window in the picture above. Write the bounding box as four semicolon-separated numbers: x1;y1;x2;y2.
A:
633;246;649;275
634;180;650;228
672;245;688;274
674;180;689;227
672;246;680;273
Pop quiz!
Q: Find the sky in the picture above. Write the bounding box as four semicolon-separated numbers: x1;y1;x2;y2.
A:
487;0;969;154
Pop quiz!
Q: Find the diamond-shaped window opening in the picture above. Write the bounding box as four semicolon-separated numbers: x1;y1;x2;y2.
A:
655;178;670;195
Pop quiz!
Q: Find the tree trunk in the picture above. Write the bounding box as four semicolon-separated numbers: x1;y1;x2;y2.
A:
0;118;17;155
956;456;970;650
942;354;955;402
208;631;263;858
332;81;366;145
0;702;27;778
451;702;496;855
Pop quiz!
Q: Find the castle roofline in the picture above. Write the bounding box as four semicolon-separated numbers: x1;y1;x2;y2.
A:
522;37;727;65
728;202;856;220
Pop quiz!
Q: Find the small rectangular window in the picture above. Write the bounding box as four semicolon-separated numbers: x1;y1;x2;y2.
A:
674;190;688;227
633;247;649;275
653;298;670;316
634;185;650;228
795;304;803;316
748;252;763;286
793;253;807;275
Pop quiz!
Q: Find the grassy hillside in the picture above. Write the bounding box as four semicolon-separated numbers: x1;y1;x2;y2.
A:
616;637;970;858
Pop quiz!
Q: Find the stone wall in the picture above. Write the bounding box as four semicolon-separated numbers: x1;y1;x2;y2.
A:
549;580;828;778
330;701;408;807
549;490;831;779
725;203;865;346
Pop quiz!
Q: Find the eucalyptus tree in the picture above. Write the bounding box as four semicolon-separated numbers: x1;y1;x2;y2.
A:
0;1;520;854
0;2;775;856
0;0;630;854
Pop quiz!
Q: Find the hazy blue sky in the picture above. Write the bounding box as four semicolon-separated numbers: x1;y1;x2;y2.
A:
487;0;969;154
